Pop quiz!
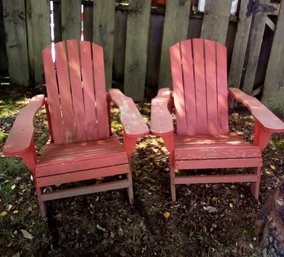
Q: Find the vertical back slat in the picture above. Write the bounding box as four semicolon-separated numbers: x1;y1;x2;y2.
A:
67;40;87;142
180;40;197;135
80;41;98;141
92;43;110;139
192;39;208;134
170;43;187;135
216;43;229;134
42;46;65;144
204;39;218;135
55;42;75;143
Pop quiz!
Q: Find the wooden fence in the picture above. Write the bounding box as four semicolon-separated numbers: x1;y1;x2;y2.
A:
0;0;284;112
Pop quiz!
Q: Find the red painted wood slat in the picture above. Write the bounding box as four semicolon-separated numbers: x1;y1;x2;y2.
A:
176;158;262;169
37;164;129;187
204;39;219;135
67;40;87;142
216;42;229;134
41;180;130;201
55;41;75;143
170;43;187;135
180;40;197;136
192;39;208;134
80;41;99;141
42;46;65;144
92;44;109;139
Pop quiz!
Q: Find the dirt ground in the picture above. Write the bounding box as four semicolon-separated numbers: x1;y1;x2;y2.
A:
0;86;284;257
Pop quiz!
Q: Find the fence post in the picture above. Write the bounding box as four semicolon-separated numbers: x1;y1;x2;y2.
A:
2;0;29;86
158;0;191;89
262;0;284;114
93;0;115;89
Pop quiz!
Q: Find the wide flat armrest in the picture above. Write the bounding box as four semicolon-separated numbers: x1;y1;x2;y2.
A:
4;95;45;156
108;89;149;137
229;88;284;132
150;88;174;135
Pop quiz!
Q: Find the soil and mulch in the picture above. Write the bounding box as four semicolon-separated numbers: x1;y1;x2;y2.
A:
0;86;283;257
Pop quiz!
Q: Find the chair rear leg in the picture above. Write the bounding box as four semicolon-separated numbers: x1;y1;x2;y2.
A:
170;171;176;201
36;186;47;217
127;170;134;204
250;167;261;200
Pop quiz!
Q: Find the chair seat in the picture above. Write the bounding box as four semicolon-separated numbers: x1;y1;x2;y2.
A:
175;133;262;160
35;136;129;187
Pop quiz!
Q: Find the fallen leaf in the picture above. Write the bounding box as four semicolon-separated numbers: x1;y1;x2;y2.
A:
11;184;16;190
163;211;171;220
203;206;218;213
20;229;34;240
0;211;8;217
13;210;19;214
270;165;276;170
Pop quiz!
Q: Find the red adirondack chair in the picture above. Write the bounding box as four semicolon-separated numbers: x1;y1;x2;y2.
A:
3;40;149;216
151;38;284;201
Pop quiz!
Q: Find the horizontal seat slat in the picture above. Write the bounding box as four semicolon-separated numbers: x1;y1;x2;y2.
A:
36;164;129;187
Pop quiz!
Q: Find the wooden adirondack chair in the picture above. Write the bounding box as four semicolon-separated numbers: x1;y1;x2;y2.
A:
151;38;284;201
3;40;149;217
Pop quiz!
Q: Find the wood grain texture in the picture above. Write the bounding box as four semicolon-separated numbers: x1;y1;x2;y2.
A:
200;0;231;44
158;0;191;89
2;0;29;86
28;0;51;84
124;0;151;101
262;0;284;112
93;0;115;89
228;0;252;88
61;0;80;40
0;0;8;74
242;0;269;94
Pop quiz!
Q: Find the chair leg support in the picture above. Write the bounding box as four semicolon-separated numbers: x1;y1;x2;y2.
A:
36;186;47;217
127;170;134;204
250;167;261;200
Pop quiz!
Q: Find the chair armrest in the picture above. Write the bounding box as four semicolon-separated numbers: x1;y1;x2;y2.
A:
4;95;45;157
108;89;149;137
150;88;174;135
229;88;284;132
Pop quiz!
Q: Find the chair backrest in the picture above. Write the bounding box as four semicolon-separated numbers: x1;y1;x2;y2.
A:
42;40;110;144
170;38;229;136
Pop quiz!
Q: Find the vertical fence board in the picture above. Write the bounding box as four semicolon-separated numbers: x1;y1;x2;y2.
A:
83;3;93;42
0;0;8;75
146;13;164;93
93;0;115;89
29;0;51;84
158;0;191;89
228;0;252;88
124;0;151;101
53;1;62;42
113;10;127;84
242;0;269;94
2;0;29;86
200;0;231;44
61;0;81;40
262;1;284;112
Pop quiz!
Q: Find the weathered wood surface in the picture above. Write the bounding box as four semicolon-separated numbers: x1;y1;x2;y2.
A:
61;0;80;40
146;14;164;90
229;0;252;88
242;0;270;94
200;0;231;44
83;3;93;42
262;0;284;113
0;0;8;75
113;10;127;83
93;0;115;89
2;0;29;86
27;0;51;84
124;0;151;101
158;0;191;89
